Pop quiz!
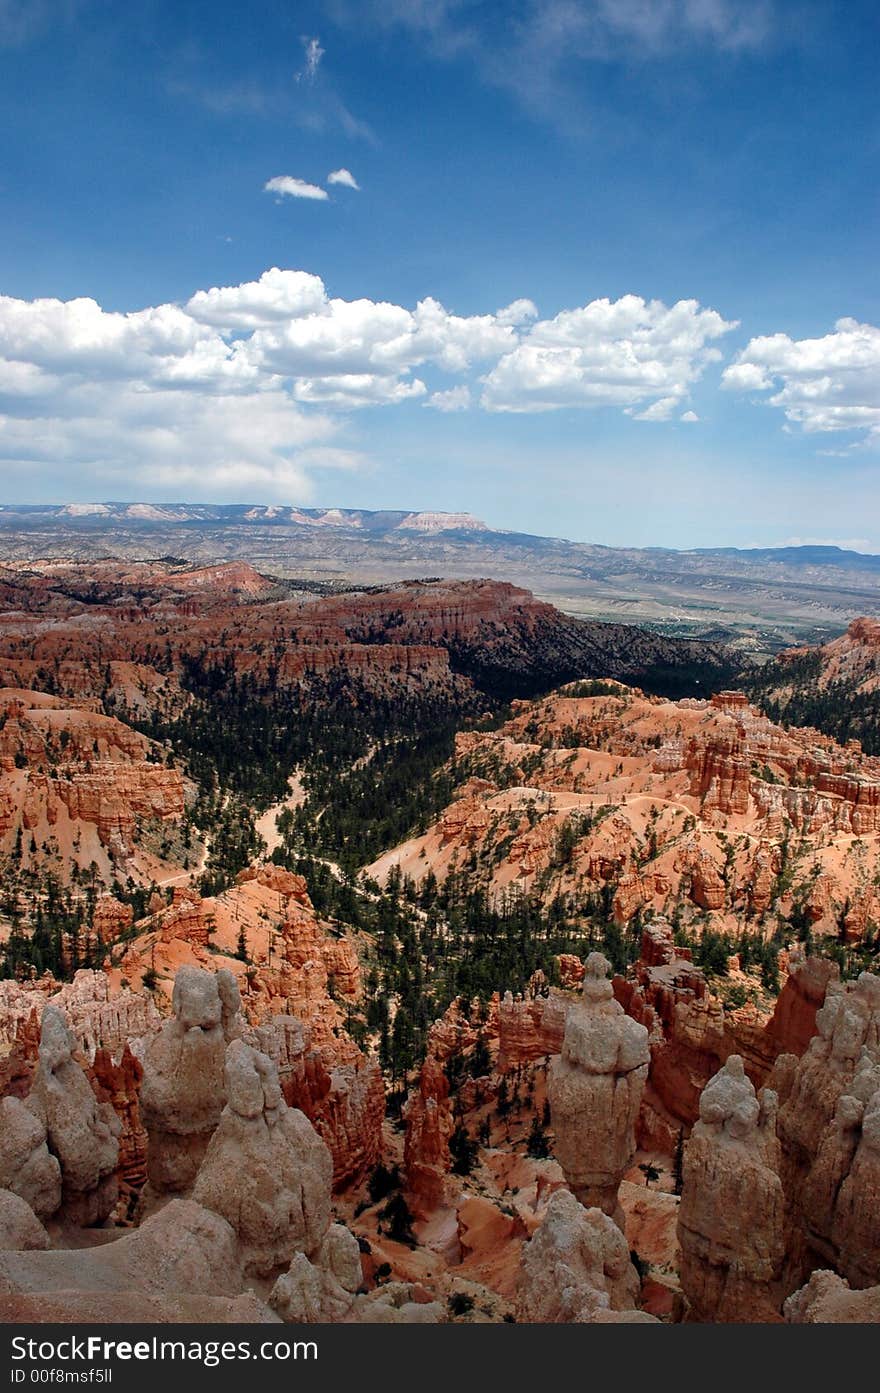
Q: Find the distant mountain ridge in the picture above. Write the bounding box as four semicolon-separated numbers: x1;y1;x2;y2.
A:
694;544;880;571
0;502;490;535
2;503;880;650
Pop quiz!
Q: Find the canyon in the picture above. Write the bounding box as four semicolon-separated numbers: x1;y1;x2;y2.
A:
0;556;879;1323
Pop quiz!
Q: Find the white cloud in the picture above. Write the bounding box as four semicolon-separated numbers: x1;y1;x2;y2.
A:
342;2;776;134
186;269;327;330
242;288;519;404
292;374;428;408
352;0;774;56
722;318;880;442
627;396;680;422
496;298;539;327
295;36;325;84
264;175;329;201
482;295;736;414
680;409;699;422
0;383;335;498
0;286;341;498
425;385;471;412
327;168;360;189
587;0;774;54
0;271;737;499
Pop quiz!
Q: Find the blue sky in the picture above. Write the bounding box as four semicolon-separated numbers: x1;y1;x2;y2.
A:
0;0;878;548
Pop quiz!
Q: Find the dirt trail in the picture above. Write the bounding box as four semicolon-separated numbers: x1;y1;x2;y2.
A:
254;771;307;854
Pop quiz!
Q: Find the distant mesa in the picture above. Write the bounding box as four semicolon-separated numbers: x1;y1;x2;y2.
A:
46;504;491;535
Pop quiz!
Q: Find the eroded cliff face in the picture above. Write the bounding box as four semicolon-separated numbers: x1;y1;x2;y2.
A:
770;971;880;1290
404;1001;485;1215
611;924;831;1147
0;567;608;714
677;1057;785;1322
1;869;384;1204
0;945;875;1324
2;565;879;1324
0;688;185;880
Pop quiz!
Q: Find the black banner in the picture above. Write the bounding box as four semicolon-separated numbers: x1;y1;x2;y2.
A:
0;1321;858;1391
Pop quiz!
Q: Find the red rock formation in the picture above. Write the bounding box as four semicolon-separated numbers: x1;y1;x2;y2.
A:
93;897;135;944
678;1057;785;1322
497;988;567;1067
749;846;778;915
403;1055;456;1215
687;719;750;815
612;923;834;1150
259;1015;383;1190
403;1001;484;1214
765;950;840;1059
0;689;185;861
556;954;585;989
152;888;212;948
90;1045;147;1213
370;681;880;940
770;971;880;1286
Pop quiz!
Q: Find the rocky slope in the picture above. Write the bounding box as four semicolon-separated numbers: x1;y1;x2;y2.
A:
368;683;880;961
746;617;880;754
1;909;878;1321
0;561;735;707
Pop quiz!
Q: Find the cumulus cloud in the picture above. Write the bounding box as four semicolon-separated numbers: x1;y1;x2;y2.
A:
495;298;539;327
425;385;471;412
240;286;519;403
327;168;360;189
264;175;328;201
680;409;699;422
627;396;681;422
722;317;880;442
0;286;338;497
0;270;735;498
186;269;327;330
0;380;335;497
481;295;735;414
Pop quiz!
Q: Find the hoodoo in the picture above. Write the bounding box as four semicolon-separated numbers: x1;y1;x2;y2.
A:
548;952;649;1220
139;966;241;1193
678;1057;785;1322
